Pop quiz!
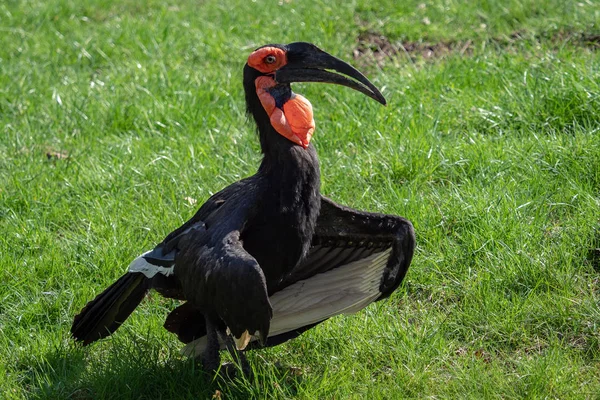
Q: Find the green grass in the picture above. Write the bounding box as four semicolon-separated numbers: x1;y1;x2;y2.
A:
1;0;599;398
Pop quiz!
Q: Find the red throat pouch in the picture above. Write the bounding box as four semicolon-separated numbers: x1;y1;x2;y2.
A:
255;77;316;148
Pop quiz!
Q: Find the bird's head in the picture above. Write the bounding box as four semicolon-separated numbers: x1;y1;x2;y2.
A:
244;42;386;149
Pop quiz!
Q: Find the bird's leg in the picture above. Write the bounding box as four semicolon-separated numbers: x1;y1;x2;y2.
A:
227;338;251;376
216;330;251;377
201;317;221;373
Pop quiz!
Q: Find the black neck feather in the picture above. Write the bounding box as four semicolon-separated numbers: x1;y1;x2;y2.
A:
241;64;322;278
243;64;321;185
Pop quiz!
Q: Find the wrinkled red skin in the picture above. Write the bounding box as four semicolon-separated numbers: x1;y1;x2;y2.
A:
248;47;316;148
247;47;287;74
255;76;315;148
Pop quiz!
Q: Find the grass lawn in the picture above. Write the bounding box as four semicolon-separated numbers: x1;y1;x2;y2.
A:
2;0;600;398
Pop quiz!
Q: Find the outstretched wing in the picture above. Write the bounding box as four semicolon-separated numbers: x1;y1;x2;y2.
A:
281;196;415;296
181;195;415;355
263;196;415;345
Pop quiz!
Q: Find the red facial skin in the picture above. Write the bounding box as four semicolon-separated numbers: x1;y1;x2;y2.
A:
247;47;287;74
248;48;316;148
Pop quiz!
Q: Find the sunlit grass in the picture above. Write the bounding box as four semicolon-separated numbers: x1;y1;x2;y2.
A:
1;0;599;398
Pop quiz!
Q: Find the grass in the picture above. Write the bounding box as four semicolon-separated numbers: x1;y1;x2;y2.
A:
1;0;599;398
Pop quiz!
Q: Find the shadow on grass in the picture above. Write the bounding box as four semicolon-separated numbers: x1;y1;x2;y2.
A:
24;340;303;399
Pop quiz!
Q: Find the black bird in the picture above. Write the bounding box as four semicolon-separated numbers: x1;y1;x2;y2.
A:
71;42;415;372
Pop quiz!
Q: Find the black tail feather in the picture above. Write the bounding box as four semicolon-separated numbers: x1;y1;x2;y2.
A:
71;272;149;345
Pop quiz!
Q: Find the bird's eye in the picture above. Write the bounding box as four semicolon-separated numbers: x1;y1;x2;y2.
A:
265;55;277;64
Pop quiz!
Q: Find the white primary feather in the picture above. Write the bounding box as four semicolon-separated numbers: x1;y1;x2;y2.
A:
128;250;174;278
181;248;391;357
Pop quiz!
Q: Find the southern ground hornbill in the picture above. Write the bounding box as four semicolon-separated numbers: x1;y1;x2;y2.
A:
71;42;415;372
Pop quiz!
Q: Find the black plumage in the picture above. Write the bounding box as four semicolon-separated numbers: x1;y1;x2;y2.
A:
71;42;415;372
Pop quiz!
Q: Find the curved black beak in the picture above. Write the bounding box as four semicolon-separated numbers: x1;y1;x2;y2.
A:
274;42;386;105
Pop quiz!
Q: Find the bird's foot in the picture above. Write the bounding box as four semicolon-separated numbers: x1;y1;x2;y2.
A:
200;357;251;378
216;362;250;379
